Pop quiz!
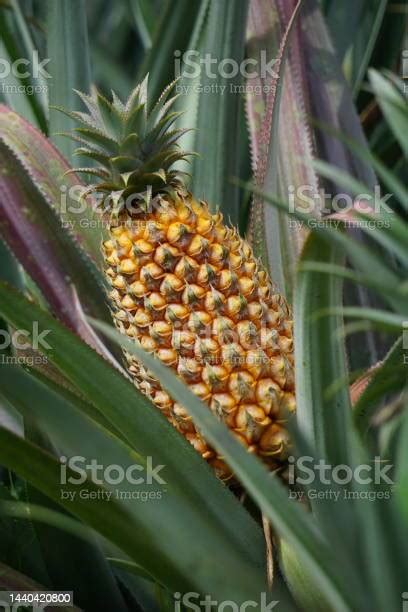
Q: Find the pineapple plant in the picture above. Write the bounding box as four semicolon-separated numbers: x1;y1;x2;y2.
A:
0;1;406;610
58;78;295;479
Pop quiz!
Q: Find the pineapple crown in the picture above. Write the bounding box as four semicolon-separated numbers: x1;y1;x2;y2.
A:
56;75;192;212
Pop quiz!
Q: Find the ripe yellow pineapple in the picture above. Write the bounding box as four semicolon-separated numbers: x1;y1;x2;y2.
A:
60;77;295;479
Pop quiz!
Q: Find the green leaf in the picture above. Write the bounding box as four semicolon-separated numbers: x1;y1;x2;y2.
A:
300;2;377;192
323;307;406;331
311;118;408;212
47;0;92;166
108;557;155;583
0;281;270;604
368;69;408;159
0;367;130;610
294;234;352;464
127;0;152;52
291;233;367;564
0;140;112;354
91;46;132;99
0;483;50;587
247;0;319;299
9;0;49;115
0;500;95;547
247;0;304;296
0;426;171;586
326;1;366;62
90;317;365;612
311;158;408;267
279;539;331;612
353;338;406;435
188;0;249;226
349;0;387;97
396;399;408;521
0;105;104;265
0;497;128;611
138;0;204;102
311;159;372;198
0;2;47;129
0;31;40;128
297;261;405;298
278;0;386;368
246;183;407;314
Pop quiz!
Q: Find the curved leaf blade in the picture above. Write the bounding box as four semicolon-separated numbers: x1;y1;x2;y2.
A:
0;281;268;604
91;317;365;612
47;0;92;167
0;105;103;264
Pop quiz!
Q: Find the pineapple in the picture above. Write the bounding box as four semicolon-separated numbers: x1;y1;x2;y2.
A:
60;77;295;479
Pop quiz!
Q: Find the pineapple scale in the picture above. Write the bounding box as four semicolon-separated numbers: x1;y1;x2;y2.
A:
103;192;295;480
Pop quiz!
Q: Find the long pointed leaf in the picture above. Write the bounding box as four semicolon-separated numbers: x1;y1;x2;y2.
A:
47;0;92;166
0;281;269;604
91;318;367;612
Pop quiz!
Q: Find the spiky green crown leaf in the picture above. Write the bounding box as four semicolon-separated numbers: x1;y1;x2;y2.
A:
55;75;192;211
